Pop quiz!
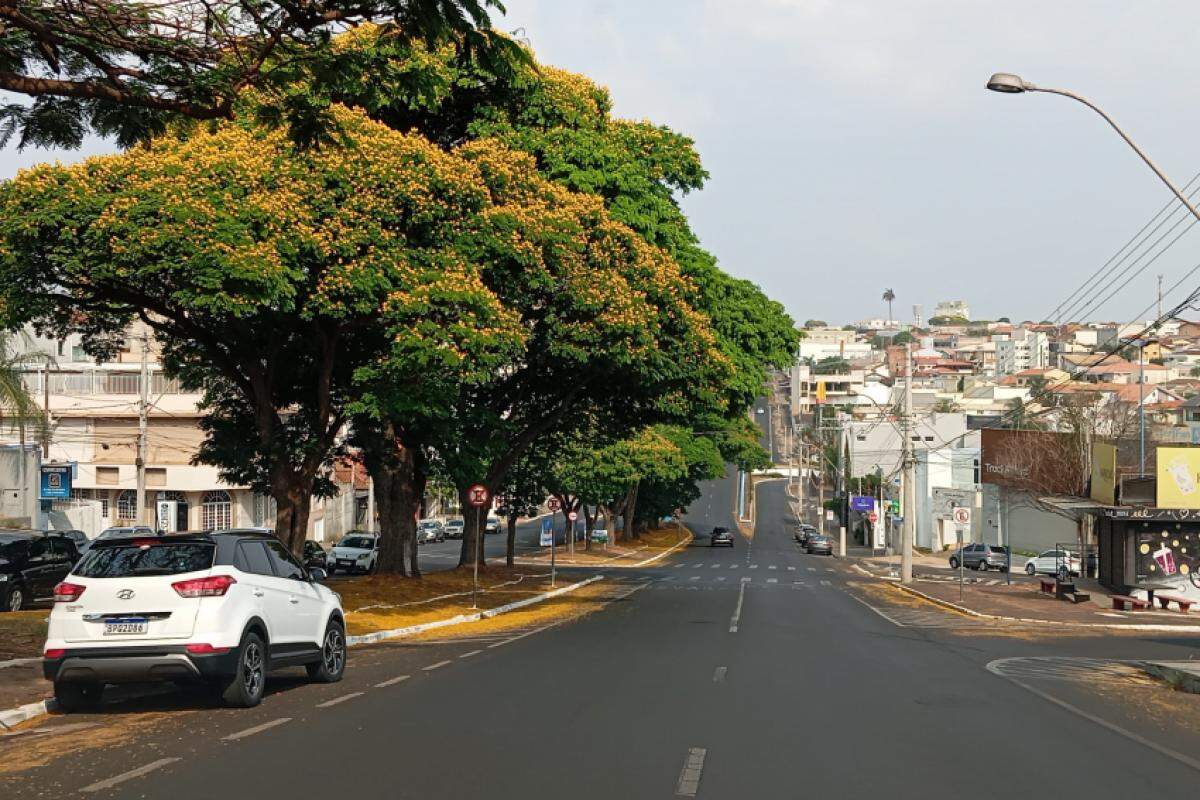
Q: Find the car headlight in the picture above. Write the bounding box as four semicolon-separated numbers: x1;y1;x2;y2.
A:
0;574;8;582
357;553;370;560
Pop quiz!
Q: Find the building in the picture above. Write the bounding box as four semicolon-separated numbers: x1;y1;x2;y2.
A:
4;323;364;540
993;328;1049;376
933;300;970;321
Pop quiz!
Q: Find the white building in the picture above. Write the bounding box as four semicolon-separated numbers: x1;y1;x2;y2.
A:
994;329;1049;376
933;300;971;321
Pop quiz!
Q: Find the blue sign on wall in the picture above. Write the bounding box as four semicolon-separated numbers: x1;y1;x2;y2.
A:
850;495;876;512
40;464;72;499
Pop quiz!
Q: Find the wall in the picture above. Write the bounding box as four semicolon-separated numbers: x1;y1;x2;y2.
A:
980;484;1080;554
0;445;39;526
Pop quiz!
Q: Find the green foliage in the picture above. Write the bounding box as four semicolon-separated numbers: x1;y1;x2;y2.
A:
814;356;851;375
804;319;827;329
929;315;969;326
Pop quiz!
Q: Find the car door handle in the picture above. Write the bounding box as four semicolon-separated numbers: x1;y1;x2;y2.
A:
253;590;264;598
289;597;300;604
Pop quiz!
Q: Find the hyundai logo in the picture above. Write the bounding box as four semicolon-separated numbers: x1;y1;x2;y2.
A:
116;589;135;600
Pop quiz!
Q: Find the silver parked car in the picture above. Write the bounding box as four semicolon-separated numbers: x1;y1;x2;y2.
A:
948;543;1009;571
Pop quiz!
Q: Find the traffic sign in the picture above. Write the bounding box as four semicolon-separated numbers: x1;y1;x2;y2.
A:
547;497;561;512
468;484;490;507
867;511;878;523
567;511;578;521
952;507;971;525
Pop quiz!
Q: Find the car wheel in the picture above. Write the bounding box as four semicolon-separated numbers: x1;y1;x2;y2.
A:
219;631;266;708
1025;562;1036;575
976;561;988;571
949;557;959;569
307;620;346;683
4;584;26;612
54;681;103;713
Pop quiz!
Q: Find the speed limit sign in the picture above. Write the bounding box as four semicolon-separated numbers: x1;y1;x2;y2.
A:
952;507;971;526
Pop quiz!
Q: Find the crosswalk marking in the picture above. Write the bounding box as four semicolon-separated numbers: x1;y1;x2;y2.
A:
750;564;759;569
693;564;703;569
729;564;739;569
768;565;777;570
787;566;796;571
767;578;778;584
717;576;726;582
711;564;720;569
807;567;816;572
820;580;832;586
689;576;700;581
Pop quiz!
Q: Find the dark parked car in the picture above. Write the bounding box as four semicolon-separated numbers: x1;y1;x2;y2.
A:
303;540;327;569
794;524;817;545
52;529;91;557
805;534;834;556
0;530;81;612
710;527;734;547
949;543;1009;571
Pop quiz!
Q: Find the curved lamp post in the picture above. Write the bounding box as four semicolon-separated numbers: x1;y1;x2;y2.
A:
986;72;1200;225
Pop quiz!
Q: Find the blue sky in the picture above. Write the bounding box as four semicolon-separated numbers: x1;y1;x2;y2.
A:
5;1;1200;326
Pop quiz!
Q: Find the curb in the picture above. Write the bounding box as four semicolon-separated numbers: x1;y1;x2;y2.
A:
1141;661;1200;694
892;582;1200;632
0;573;608;730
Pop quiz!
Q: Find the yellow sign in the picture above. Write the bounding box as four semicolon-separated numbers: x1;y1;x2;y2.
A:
1156;447;1200;509
1090;442;1117;506
815;381;827;405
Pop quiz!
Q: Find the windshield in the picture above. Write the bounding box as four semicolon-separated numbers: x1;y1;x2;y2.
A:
338;536;374;549
74;542;215;578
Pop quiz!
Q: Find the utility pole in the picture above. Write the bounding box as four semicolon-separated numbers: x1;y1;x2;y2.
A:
1157;274;1164;320
136;330;149;526
900;346;915;584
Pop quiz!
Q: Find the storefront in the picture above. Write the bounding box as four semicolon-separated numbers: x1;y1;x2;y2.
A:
1098;508;1200;602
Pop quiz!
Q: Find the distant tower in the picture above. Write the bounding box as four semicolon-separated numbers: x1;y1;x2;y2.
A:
912;304;923;328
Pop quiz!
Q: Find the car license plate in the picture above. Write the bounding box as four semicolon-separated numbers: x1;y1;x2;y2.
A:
338;559;353;566
103;618;148;636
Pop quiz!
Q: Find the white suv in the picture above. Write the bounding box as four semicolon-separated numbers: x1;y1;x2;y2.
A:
326;532;379;574
43;530;346;711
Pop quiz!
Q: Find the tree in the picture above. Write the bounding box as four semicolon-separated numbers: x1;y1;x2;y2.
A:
814;356;850;375
0;1;523;149
882;288;896;323
0;106;529;554
928;315;969;326
932;399;958;413
892;331;914;346
493;453;546;566
804;319;827;329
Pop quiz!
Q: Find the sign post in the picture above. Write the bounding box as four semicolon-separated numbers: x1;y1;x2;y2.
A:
951;506;970;601
546;498;561;586
468;483;490;609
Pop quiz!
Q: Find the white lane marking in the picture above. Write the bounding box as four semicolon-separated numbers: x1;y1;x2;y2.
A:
749;564;759;569
729;564;738;569
459;649;482;659
767;578;778;584
730;581;747;633
81;758;181;793
807;567;816;572
820;580;832;586
676;747;708;797
716;576;726;582
486;620;561;648
222;717;291;742
675;563;686;569
689;575;701;581
713;666;727;683
825;568;835;573
846;592;905;627
793;580;804;585
692;564;703;569
787;566;796;571
375;675;410;688
768;565;777;570
424;660;453;671
740;576;751;583
316;692;364;708
985;659;1200;774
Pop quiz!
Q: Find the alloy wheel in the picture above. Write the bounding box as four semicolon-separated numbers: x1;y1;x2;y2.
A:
323;627;345;675
8;588;23;612
242;642;264;698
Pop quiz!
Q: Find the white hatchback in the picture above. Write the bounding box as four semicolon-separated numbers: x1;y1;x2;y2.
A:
43;530;346;710
326;532;379;573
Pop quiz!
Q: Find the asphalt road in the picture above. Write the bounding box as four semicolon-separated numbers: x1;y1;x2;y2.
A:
6;476;1200;798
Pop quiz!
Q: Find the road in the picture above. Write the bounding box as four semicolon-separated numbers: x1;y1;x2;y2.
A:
5;477;1200;798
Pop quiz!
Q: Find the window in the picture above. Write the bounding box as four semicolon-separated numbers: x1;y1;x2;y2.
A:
201;490;232;531
264;540;305;580
75;542;214;578
100;497;110;519
96;467;119;486
234;542;273;576
117;490;137;521
28;538;51;561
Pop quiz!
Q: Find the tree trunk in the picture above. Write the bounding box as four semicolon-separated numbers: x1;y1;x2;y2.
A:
369;444;423;576
273;472;316;556
602;504;616;544
506;514;518;567
623;482;640;540
408;466;427;577
583;504;596;551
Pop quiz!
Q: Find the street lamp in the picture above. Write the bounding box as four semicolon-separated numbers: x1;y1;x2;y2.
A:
986;72;1200;225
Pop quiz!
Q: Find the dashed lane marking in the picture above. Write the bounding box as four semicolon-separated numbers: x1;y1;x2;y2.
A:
713;666;727;683
717;576;726;582
459;649;482;659
675;747;708;797
316;692;364;708
730;581;747;633
787;566;796;571
423;660;452;671
750;564;759;569
767;578;778;584
807;567;816;572
768;565;777;570
689;576;701;581
375;675;410;688
81;758;181;794
820;580;832;586
222;718;292;742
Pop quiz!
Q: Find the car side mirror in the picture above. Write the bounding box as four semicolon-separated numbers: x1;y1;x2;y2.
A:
308;567;327;583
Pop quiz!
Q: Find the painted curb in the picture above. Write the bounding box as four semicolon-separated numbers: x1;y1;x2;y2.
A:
345;574;605;646
1141;661;1200;694
892;582;1200;632
0;574;608;730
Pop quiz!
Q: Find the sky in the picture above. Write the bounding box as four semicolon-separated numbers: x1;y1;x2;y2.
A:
5;1;1200;327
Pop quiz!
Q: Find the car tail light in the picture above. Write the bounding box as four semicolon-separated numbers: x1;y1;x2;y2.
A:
53;582;85;602
185;643;232;655
44;648;65;659
172;575;236;598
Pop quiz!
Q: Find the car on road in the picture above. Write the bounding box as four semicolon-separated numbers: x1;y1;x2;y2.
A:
444;518;465;539
43;529;345;711
326;532;379;573
485;516;501;535
1024;549;1082;577
948;543;1009;571
794;524;817;546
95;525;158;543
1;530;82;612
710;527;734;547
805;534;834;556
52;529;91;558
303;540;327;570
418;519;445;544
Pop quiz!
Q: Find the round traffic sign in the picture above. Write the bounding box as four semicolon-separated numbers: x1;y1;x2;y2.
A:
952;507;971;525
567;511;578;521
547;497;561;512
468;483;490;507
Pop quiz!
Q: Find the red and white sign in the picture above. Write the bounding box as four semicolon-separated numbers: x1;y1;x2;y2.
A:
952;507;971;526
468;484;490;508
867;512;878;523
567;511;578;522
547;497;561;512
